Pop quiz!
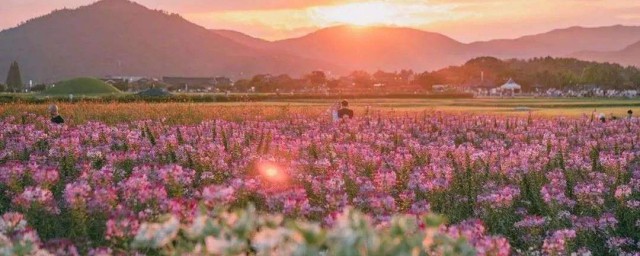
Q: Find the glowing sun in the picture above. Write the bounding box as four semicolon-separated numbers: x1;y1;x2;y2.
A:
311;2;400;26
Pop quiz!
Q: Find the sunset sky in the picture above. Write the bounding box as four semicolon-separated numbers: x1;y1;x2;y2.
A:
2;0;640;42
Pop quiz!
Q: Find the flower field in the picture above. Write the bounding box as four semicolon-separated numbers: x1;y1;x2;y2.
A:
1;108;640;255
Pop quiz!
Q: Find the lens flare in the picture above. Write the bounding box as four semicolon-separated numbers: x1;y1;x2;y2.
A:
264;167;279;178
258;162;287;182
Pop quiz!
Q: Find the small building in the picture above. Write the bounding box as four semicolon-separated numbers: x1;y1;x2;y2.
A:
499;78;522;90
432;84;448;92
497;78;522;95
465;80;497;96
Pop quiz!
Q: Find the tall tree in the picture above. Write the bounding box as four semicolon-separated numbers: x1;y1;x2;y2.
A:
349;71;372;87
5;61;23;93
305;71;327;87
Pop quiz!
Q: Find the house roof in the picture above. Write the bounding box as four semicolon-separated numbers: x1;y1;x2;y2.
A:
499;79;522;90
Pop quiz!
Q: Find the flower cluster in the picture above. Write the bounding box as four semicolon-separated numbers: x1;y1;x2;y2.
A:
0;212;52;255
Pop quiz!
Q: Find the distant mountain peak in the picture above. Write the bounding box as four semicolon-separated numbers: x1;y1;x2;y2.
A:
287;25;457;42
0;0;338;82
622;40;640;51
549;24;636;33
91;0;137;6
212;29;272;49
84;0;147;11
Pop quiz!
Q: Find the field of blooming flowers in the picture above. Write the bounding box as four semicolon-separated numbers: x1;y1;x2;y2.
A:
1;109;640;255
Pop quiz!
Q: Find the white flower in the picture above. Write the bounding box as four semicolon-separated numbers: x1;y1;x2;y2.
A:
133;215;180;248
0;213;26;233
205;236;232;254
184;215;208;239
252;227;290;252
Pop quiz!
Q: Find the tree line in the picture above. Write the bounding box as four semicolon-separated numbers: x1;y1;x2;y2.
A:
415;57;640;91
230;57;640;93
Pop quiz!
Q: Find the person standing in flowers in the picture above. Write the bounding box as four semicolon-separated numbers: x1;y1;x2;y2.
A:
337;100;354;119
610;113;618;120
329;102;340;122
598;113;606;123
49;104;64;124
627;109;633;119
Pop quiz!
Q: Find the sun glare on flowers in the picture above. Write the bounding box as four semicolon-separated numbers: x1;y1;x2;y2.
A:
258;162;287;183
264;167;278;178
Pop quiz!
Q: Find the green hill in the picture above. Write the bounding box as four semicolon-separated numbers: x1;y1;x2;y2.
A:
42;77;122;95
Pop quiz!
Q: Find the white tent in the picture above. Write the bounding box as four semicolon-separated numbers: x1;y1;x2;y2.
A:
499;78;522;90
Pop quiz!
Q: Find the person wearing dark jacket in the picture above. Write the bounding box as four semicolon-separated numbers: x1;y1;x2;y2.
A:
49;105;64;124
337;100;354;119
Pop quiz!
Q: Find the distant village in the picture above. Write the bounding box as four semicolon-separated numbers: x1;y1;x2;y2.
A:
55;74;640;98
3;56;640;98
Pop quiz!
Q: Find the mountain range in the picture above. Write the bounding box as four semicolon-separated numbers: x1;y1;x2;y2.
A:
1;0;640;83
571;41;640;67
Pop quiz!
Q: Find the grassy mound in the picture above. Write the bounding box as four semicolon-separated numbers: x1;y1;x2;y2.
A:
42;77;122;95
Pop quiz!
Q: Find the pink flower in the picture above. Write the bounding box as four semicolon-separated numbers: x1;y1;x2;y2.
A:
32;167;59;187
13;186;58;213
106;216;140;241
478;185;520;208
514;215;546;229
572;216;597;232
541;170;575;208
542;229;577;255
606;236;633;251
88;187;118;212
598;213;618;230
202;185;235;206
0;212;26;233
443;219;511;256
574;182;606;208
614;185;632;200
64;181;92;208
